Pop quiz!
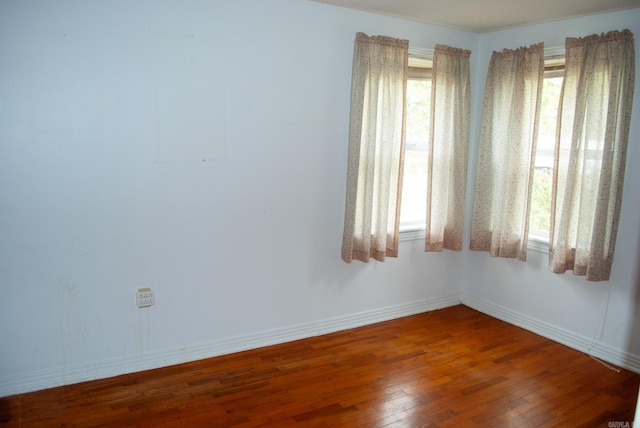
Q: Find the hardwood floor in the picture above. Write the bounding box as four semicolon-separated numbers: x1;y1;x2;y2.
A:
1;305;638;427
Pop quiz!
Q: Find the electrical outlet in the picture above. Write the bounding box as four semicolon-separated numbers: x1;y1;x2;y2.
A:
136;288;154;308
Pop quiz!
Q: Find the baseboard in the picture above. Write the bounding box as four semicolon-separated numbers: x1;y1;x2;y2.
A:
0;294;462;397
462;294;640;374
5;291;637;398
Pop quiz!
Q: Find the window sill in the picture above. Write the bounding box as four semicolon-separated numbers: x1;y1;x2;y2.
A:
528;235;550;254
399;229;549;251
399;227;425;242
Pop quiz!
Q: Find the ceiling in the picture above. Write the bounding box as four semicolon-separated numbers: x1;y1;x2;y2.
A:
310;0;640;32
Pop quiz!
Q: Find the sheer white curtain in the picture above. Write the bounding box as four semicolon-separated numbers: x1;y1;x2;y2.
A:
550;30;635;281
470;44;544;260
425;45;471;252
341;33;409;263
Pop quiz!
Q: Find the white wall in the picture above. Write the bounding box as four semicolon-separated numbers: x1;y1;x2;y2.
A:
463;9;640;371
0;0;476;396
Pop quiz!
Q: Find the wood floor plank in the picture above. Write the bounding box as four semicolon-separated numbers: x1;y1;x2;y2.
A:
1;305;638;427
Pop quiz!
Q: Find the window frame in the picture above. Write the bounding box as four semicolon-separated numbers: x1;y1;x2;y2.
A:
528;48;565;253
398;48;567;249
399;49;433;241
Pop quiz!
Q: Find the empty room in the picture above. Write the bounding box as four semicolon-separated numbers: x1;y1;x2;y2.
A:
1;0;640;426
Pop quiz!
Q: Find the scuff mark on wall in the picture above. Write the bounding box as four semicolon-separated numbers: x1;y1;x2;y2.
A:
57;276;89;373
114;257;155;356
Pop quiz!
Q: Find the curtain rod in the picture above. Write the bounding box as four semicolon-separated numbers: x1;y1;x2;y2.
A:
410;44;565;58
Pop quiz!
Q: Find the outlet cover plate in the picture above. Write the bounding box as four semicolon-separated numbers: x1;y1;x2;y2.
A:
137;288;154;308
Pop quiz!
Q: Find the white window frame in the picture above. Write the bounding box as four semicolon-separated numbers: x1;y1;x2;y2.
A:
528;45;565;254
398;47;566;250
400;47;433;242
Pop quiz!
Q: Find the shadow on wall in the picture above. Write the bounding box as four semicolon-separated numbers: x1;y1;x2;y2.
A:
628;225;640;372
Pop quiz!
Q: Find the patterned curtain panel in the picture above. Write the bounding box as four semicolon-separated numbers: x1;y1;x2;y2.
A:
341;33;409;263
550;30;635;281
470;43;544;261
425;45;471;252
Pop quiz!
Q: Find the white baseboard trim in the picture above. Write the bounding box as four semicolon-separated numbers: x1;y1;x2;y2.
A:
0;294;462;397
462;294;640;374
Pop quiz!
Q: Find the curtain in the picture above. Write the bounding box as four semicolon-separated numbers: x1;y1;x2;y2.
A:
341;33;409;263
425;45;471;252
470;43;544;261
550;30;635;281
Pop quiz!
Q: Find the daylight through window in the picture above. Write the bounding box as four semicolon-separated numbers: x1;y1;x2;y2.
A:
400;55;432;232
529;57;564;242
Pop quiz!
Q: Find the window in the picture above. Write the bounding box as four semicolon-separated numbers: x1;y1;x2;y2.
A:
470;30;633;280
529;56;564;248
405;51;565;249
400;55;432;238
341;33;410;263
341;36;470;261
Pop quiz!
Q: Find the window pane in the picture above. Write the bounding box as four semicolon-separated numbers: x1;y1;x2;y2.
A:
400;79;431;228
530;75;563;238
